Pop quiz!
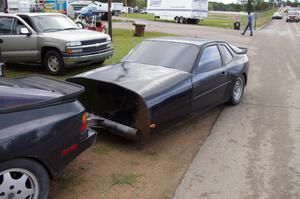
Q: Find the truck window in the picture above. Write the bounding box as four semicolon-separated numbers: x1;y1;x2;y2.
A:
12;19;27;35
0;17;14;35
18;15;35;30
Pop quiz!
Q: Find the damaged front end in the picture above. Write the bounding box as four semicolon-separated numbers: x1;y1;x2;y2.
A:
68;77;150;143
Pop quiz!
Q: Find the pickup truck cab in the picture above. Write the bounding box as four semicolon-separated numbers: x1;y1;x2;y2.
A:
0;13;113;75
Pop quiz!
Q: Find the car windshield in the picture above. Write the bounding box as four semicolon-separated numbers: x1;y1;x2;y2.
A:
289;12;298;15
31;15;79;32
123;40;200;72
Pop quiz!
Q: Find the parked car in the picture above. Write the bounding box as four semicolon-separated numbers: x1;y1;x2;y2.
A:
272;12;283;19
68;37;249;144
286;11;299;22
0;13;113;75
0;60;96;198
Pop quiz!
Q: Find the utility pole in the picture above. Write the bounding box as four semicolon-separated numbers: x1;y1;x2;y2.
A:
3;0;8;13
108;0;113;41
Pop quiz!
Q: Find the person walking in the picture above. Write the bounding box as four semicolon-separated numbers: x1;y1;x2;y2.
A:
241;12;253;36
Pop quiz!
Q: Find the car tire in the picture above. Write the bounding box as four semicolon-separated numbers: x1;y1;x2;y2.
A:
230;76;245;105
44;50;65;76
0;159;49;199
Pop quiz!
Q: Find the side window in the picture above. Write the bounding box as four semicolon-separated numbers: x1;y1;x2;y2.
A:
197;45;222;73
12;19;27;35
0;17;14;35
220;45;233;65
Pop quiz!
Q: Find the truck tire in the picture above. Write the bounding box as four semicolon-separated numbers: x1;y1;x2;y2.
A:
0;159;49;199
179;17;184;24
175;16;180;23
44;50;65;76
190;19;199;24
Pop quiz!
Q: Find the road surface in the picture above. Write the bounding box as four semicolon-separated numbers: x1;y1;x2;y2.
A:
114;18;300;198
173;19;300;199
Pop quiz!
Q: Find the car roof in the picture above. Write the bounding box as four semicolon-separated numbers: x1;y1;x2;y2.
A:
146;37;224;47
0;12;65;17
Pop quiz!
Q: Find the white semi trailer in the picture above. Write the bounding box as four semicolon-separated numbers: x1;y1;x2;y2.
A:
7;0;30;13
147;0;208;24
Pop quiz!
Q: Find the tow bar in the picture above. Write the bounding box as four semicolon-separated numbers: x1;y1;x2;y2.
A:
87;113;138;140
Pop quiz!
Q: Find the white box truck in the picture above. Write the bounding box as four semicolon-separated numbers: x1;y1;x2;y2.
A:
7;0;30;13
147;0;208;24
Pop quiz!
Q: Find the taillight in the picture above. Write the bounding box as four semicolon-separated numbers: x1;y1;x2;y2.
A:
81;112;87;132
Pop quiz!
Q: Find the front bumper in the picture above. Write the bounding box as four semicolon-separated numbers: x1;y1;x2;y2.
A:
63;49;113;67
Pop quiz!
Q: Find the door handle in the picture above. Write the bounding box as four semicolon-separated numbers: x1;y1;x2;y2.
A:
0;39;3;43
221;71;227;75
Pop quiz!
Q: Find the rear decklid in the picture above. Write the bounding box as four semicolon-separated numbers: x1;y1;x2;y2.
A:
0;75;84;113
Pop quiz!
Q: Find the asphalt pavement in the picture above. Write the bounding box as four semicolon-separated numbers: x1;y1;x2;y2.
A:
113;17;300;198
173;19;300;199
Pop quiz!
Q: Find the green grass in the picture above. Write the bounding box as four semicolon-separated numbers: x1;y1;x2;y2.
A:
111;173;140;186
4;29;173;79
92;146;111;155
199;13;247;29
121;13;155;21
120;9;277;29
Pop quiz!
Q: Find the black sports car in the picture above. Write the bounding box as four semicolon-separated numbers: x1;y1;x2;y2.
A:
0;60;96;198
68;37;249;143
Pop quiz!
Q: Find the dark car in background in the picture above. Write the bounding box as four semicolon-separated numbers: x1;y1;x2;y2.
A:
68;37;249;143
0;63;96;198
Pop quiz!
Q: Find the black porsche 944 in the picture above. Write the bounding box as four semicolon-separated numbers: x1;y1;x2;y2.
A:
68;37;249;143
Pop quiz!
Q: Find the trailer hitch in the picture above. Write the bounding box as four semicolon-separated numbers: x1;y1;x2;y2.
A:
87;113;138;140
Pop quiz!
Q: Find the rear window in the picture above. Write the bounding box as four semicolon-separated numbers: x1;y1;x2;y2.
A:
123;40;200;73
219;45;233;65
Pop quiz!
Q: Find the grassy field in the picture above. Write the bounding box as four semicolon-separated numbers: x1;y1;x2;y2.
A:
121;8;277;29
5;29;173;79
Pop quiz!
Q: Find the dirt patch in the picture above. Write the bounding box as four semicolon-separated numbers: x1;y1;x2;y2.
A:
49;107;221;199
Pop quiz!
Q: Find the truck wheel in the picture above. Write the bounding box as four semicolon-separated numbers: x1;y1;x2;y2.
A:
44;50;65;76
0;159;49;199
176;17;180;23
179;17;184;24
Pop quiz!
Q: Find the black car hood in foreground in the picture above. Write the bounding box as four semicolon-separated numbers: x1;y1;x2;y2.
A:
68;62;192;142
0;75;84;113
68;62;191;107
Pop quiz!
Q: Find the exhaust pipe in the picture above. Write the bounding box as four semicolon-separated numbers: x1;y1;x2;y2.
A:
87;113;138;140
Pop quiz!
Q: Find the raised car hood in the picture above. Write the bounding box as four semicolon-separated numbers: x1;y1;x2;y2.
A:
0;75;84;113
68;62;191;104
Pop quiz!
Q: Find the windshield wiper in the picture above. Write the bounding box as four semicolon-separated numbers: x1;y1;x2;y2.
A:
63;27;79;30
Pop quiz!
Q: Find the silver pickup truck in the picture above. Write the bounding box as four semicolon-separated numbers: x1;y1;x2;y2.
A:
0;13;113;75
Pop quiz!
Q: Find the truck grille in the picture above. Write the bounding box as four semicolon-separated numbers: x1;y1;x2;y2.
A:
82;46;110;53
81;38;107;46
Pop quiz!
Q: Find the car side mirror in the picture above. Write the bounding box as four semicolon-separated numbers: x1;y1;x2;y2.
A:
20;27;31;36
76;22;84;29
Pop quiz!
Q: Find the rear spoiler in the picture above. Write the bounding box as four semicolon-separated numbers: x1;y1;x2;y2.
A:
228;44;248;55
236;47;248;54
0;75;84;114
